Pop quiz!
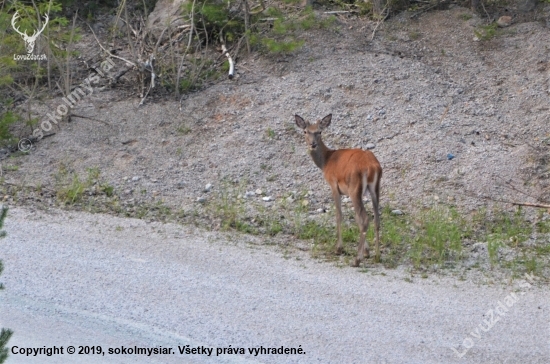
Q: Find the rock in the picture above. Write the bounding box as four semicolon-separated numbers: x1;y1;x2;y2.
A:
204;183;212;192
132;176;140;182
197;196;207;204
447;153;455;160
255;189;263;195
176;182;186;189
146;0;187;38
302;199;310;207
391;209;403;215
497;16;512;28
366;143;376;150
262;196;273;202
245;191;255;198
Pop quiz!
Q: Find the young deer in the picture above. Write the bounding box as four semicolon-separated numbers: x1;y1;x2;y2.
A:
295;114;382;266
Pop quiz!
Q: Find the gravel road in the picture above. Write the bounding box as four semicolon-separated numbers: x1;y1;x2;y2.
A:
1;207;549;363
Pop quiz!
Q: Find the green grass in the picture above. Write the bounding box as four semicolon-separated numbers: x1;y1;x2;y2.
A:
266;128;276;139
55;166;115;205
474;23;498;41
209;181;257;234
177;124;192;135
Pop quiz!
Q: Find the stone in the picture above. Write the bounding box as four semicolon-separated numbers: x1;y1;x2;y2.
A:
497;16;512;28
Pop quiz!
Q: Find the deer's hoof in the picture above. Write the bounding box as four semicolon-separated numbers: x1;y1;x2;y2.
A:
335;246;343;255
351;257;361;267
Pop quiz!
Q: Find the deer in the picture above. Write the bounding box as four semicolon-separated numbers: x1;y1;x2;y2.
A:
11;11;49;54
295;114;382;267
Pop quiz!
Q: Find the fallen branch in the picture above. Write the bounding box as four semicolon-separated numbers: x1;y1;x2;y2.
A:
324;10;355;14
508;201;550;209
87;22;137;68
220;33;235;79
475;193;550;210
371;7;389;41
71;114;111;126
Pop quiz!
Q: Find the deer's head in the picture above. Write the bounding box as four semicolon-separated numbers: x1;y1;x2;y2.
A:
295;114;332;150
11;11;49;54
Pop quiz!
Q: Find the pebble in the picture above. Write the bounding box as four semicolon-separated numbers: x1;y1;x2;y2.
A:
391;209;403;215
197;196;207;203
245;191;255;198
447;153;455;160
302;200;310;207
255;189;263;195
176;182;186;189
132;176;140;182
262;196;273;202
366;143;376;150
204;183;212;192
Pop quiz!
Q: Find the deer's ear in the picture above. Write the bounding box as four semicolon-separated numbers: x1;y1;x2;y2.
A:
295;115;307;129
318;114;332;130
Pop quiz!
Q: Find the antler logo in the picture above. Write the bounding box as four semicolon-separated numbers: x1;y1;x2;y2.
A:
11;11;49;54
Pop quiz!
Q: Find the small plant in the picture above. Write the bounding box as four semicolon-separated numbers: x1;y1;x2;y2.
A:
177;124;192;135
55;166;115;204
409;31;421;40
58;174;86;204
474;23;498;41
3;165;18;172
266;128;276;139
487;240;501;267
211;181;255;234
459;13;473;21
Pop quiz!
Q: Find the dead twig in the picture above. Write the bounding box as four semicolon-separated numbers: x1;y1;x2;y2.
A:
487;196;550;209
87;23;137;68
71;114;111;126
371;6;388;41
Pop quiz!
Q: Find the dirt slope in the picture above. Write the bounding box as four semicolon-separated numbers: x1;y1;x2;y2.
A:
3;5;549;238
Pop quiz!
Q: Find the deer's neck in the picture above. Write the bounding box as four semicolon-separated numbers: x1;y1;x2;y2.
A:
309;139;332;170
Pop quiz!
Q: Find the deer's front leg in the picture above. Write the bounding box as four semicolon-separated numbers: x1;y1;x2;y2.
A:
332;188;343;255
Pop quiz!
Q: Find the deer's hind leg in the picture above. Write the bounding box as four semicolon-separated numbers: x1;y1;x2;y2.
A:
331;187;344;255
368;172;381;262
351;184;370;267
